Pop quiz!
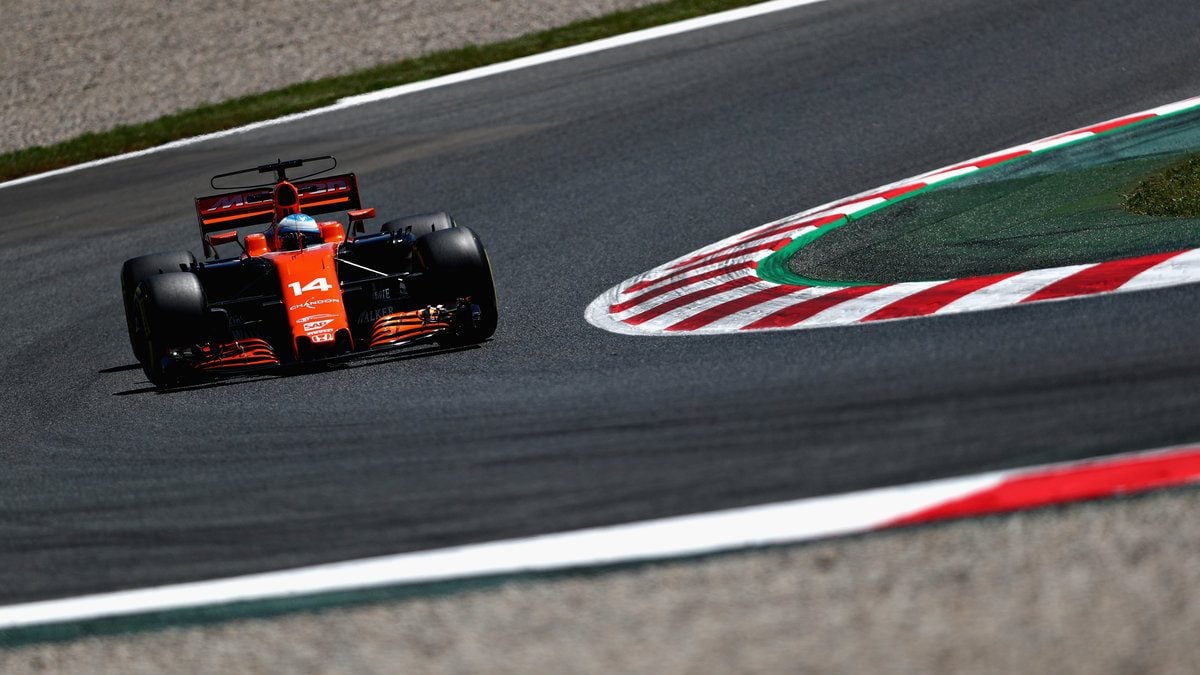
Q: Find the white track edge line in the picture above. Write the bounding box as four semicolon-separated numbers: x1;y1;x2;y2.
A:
2;443;1197;631
0;0;831;192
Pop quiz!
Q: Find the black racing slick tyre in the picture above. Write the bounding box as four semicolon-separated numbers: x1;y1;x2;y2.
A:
414;226;498;345
121;251;195;364
135;272;206;388
380;211;456;237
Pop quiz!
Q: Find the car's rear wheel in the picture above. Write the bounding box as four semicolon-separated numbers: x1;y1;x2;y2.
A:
121;251;195;364
380;211;456;237
414;226;497;345
135;272;207;388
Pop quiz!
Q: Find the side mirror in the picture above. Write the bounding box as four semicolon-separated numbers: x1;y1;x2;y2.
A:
205;231;243;255
347;207;376;235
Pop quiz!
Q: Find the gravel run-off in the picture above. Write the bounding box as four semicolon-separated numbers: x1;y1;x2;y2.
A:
0;0;661;153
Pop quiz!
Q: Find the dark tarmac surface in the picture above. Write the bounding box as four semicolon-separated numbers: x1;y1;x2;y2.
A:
2;0;1200;604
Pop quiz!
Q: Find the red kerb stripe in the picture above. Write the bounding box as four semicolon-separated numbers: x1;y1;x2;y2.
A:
610;262;756;313
731;213;844;246
623;239;788;295
863;273;1019;322
664;218;832;272
623;276;758;326
1021;251;1184;303
886;446;1200;528
1080;113;1157;136
741;284;883;330
826;183;926;213
666;284;805;332
945;149;1031;173
668;213;843;268
1038;114;1155;144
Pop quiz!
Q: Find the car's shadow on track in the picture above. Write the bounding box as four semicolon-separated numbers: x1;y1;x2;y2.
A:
105;343;482;396
98;363;143;374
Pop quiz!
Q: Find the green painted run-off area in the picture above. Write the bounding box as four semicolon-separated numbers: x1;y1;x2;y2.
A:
768;106;1200;286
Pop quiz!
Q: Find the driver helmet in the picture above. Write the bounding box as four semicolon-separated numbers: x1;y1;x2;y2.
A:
273;213;321;249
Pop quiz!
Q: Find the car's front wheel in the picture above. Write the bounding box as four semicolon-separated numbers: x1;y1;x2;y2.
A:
414;226;497;345
135;272;207;387
121;251;195;364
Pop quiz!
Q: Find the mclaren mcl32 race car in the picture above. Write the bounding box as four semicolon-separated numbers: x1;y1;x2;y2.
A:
120;156;497;388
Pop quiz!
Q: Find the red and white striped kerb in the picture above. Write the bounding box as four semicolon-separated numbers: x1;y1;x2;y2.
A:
587;96;1200;335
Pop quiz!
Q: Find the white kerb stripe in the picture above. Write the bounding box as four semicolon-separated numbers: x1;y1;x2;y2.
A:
609;267;764;321
696;285;825;332
1116;248;1200;292
1023;132;1095;153
919;166;980;185
831;197;887;217
1152;96;1200;116
934;264;1094;315
613;247;778;306
797;281;942;327
621;280;780;331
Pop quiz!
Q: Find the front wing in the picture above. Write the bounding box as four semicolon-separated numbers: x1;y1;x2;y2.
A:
158;301;481;384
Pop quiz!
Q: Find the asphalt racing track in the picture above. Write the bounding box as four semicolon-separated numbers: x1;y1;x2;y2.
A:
3;0;1200;606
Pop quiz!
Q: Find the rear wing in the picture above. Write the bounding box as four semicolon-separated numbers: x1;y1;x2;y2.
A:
194;173;362;234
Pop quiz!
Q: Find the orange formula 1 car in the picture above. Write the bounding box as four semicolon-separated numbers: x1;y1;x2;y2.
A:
120;156;497;388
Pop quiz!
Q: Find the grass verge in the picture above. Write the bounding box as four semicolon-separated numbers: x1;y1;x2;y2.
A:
1125;154;1200;217
0;0;767;183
